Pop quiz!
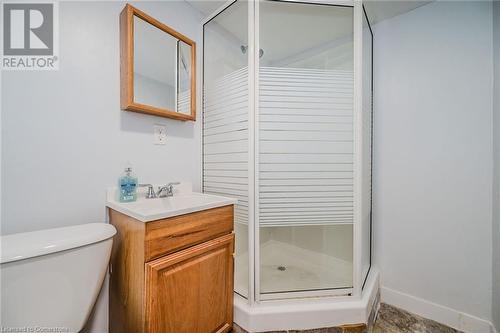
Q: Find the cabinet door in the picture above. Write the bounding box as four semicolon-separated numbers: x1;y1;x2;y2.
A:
145;233;234;333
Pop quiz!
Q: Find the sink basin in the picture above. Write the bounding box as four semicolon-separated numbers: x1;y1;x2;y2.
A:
106;191;237;222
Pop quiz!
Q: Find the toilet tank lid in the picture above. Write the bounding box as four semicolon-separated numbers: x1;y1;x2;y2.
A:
0;223;116;264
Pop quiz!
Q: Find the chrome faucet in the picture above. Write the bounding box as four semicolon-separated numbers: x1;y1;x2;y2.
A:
157;182;180;198
139;184;157;199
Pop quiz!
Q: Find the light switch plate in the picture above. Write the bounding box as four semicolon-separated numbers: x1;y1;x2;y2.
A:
153;125;167;145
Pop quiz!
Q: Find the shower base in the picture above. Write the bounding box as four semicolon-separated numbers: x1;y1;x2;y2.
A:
235;240;353;296
233;254;380;332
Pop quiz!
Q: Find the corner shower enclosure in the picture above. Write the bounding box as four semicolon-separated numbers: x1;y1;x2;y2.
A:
203;0;374;330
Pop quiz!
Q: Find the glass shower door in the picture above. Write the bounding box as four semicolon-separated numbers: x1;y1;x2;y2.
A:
257;0;355;296
203;0;250;298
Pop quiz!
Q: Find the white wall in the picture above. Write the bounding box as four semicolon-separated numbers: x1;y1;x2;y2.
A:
373;0;494;325
1;1;203;331
492;1;500;331
1;1;202;234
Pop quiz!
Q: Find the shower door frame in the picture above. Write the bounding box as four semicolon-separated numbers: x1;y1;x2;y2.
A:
202;0;369;305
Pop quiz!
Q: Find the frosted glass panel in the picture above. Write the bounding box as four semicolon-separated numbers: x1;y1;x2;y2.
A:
259;1;354;294
259;67;354;227
203;0;249;298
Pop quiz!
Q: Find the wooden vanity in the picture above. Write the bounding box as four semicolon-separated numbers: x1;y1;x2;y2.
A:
108;204;235;333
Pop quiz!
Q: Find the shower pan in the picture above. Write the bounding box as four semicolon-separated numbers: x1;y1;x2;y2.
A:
202;0;378;331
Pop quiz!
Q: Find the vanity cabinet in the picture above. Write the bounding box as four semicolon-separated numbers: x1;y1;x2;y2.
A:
109;205;234;333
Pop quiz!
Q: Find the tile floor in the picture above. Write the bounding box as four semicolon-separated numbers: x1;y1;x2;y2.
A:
232;303;462;333
372;303;462;333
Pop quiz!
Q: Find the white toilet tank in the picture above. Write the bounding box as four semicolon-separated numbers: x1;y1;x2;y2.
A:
0;223;116;333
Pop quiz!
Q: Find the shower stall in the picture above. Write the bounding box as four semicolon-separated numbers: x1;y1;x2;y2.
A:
202;0;377;331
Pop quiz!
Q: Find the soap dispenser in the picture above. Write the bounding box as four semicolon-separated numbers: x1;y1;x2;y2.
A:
118;165;138;203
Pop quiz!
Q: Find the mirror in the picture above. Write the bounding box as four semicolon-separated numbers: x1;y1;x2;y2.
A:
120;4;196;121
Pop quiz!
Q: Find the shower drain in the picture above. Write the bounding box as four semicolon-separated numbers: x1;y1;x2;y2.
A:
277;266;286;271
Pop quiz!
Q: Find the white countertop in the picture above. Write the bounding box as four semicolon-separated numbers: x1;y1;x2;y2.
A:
106;186;237;222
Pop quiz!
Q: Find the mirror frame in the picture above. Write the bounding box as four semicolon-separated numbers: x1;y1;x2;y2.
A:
120;4;196;121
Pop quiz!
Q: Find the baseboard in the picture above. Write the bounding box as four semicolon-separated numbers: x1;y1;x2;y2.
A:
381;286;495;333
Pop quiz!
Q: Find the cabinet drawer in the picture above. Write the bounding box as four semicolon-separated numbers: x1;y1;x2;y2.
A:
144;205;233;261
